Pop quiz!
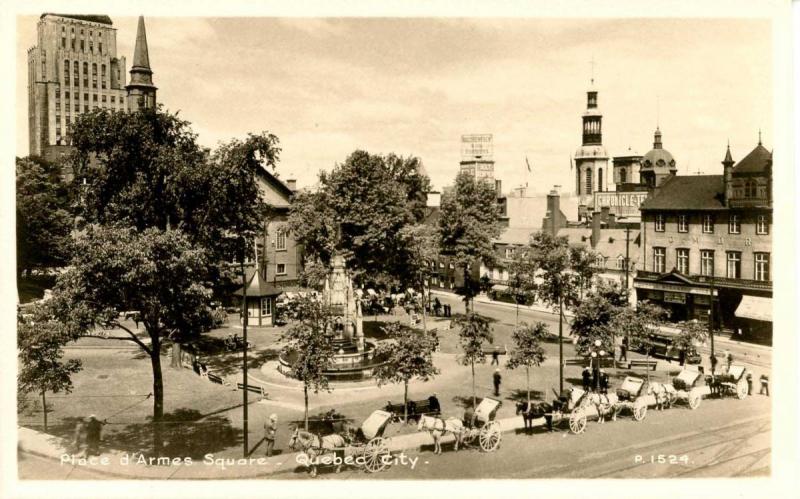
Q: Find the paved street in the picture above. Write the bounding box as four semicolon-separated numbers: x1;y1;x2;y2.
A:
297;395;770;480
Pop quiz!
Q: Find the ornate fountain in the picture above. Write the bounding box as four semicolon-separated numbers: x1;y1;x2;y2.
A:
278;254;385;381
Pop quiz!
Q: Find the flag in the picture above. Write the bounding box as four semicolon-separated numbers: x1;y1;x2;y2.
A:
525;156;532;173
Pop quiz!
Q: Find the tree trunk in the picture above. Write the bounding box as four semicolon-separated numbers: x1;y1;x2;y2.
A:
403;381;409;424
471;360;476;409
41;391;47;432
526;367;531;405
304;384;309;431
558;296;564;394
150;335;164;453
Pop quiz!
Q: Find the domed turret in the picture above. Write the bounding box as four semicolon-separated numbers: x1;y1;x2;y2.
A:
640;127;677;188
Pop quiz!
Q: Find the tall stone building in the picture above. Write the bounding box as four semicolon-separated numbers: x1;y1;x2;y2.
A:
27;13;155;162
574;82;609;200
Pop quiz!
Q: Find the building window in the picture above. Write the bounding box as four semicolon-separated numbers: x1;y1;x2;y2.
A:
702;214;714;233
745;180;758;198
276;230;286;251
677;214;688;233
585;168;592;194
756;214;769;235
62;36;66;48
616;255;625;270
700;250;714;277
595;255;605;269
84;93;88;102
80;39;84;51
439;261;445;268
260;297;272;316
276;263;286;275
505;247;515;259
676;248;689;274
754;253;769;281
726;251;741;279
619;168;627;184
93;94;97;102
111;95;115;103
99;42;103;54
73;61;79;82
654;214;665;232
728;214;740;234
653;247;666;273
64;60;70;83
102;95;107;103
449;263;455;269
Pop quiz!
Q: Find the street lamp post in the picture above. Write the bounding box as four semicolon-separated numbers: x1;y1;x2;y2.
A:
589;339;606;392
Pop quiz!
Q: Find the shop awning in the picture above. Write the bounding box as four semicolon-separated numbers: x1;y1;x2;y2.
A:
735;296;772;322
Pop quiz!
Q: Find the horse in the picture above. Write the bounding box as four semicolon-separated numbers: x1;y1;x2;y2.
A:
647;382;676;410
515;401;551;431
288;426;352;477
585;392;620;423
416;415;464;454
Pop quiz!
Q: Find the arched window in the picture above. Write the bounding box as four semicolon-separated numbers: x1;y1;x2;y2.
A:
617;255;625;270
585;168;593;194
595;255;605;268
619;167;627;184
598;168;603;192
745;180;757;198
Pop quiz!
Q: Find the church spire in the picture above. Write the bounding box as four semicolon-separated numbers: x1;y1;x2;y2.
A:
653;127;663;149
126;16;157;111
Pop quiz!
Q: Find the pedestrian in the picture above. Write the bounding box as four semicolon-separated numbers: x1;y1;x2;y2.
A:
759;374;769;396
72;419;87;454
599;370;609;394
445;304;451;317
710;353;718;375
84;415;105;457
428;393;441;415
492;369;502;397
745;373;753;395
725;350;733;372
678;347;686;367
619;337;628;362
582;367;591;392
264;414;278;457
491;346;500;366
433;298;442;317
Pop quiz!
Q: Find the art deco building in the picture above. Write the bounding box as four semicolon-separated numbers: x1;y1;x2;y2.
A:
27;13;155;162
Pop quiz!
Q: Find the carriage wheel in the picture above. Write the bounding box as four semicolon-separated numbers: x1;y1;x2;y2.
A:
479;422;502;452
363;438;391;473
736;380;748;400
688;394;701;410
633;403;647;421
569;410;587;434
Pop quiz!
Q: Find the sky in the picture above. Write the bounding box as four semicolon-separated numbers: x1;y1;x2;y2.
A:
16;16;773;193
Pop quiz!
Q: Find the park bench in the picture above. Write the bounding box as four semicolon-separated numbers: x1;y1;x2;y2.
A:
385;397;441;423
206;372;226;385
563;357;585;367
629;359;658;371
237;382;268;399
563;357;615;368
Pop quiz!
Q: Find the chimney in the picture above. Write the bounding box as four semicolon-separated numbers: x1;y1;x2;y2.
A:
591;212;601;248
286;179;297;191
495;179;502;195
545;188;562;236
608;212;616;227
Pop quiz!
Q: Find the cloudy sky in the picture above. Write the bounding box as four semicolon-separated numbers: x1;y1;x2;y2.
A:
16;16;773;193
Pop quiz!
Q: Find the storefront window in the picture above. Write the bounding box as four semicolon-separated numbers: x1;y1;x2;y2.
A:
261;297;271;316
653;247;665;273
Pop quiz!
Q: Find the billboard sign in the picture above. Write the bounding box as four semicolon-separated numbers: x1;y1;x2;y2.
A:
461;134;493;160
593;191;649;216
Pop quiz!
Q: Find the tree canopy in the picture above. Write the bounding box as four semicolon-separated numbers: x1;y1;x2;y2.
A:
288;150;430;289
570;282;628;356
16;156;72;276
506;321;548;404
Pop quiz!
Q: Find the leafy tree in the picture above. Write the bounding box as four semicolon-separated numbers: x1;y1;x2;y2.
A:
528;231;596;392
373;322;440;422
570;282;628;357
611;301;668;380
672;319;709;361
17;303;83;431
570;245;596;300
397;223;440;332
454;313;493;408
16;156;72;277
49;226;212;440
438;171;502;312
506;322;548;405
288;150;430;289
506;248;537;330
280;295;336;430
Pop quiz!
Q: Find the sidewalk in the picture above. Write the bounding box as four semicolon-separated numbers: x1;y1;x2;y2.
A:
18;413;531;479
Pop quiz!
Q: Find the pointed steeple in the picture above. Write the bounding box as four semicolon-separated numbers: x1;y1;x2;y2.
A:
722;141;734;167
653;127;663;149
126;16;157;111
132;15;151;71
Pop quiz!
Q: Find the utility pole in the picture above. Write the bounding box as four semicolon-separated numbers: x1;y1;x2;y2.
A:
709;273;716;375
624;226;631;295
241;247;249;457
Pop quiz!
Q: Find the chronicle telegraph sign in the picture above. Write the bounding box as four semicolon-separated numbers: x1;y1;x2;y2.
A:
593;191;649;216
461;134;493;160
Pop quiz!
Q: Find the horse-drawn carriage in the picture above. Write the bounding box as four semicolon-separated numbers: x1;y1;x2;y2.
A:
384;395;441;423
614;376;655;421
417;397;503;453
289;410;393;477
707;365;749;400
665;369;708;409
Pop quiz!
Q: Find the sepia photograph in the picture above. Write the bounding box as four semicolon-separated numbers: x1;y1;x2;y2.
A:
2;0;797;497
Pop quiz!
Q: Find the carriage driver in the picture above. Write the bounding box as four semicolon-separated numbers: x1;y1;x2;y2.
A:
463;405;477;429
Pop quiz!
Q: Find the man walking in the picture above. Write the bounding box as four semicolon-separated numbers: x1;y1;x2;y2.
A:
619;336;628;362
491;346;500;366
492;369;502;397
582;366;591;392
264;414;278;457
725;350;734;372
759;374;769;396
84;415;105;457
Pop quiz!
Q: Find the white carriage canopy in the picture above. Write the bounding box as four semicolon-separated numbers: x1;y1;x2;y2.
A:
735;295;772;322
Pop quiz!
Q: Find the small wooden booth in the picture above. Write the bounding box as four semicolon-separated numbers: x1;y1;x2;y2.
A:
233;270;282;327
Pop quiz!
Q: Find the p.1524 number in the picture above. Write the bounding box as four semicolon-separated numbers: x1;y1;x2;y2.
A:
634;454;690;465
